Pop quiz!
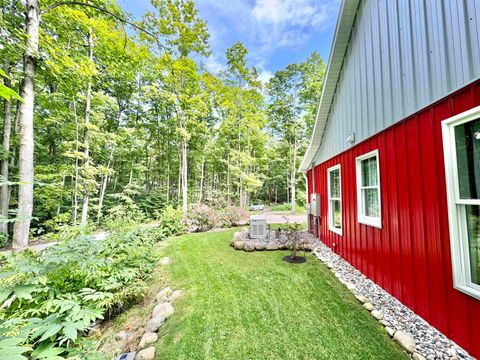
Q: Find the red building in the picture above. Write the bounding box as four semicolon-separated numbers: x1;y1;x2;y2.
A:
300;1;480;357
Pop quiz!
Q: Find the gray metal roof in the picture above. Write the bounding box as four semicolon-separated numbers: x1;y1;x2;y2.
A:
299;0;360;172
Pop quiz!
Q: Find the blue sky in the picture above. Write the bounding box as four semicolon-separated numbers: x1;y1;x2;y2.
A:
118;0;340;82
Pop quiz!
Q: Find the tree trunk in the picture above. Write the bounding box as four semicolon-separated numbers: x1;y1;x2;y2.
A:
13;0;40;250
198;153;205;203
181;135;188;213
96;146;114;225
80;27;93;226
72;100;79;225
291;138;297;213
0;66;12;238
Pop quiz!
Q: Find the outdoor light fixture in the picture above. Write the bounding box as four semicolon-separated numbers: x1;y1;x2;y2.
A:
347;133;355;144
474;131;480;140
116;353;136;360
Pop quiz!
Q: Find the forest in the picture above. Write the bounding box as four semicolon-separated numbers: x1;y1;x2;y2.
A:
0;0;326;250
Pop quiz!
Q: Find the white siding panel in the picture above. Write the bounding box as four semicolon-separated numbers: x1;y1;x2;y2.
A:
313;0;480;165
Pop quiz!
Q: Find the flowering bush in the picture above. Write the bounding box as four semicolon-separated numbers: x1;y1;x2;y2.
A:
221;206;249;227
184;204;218;232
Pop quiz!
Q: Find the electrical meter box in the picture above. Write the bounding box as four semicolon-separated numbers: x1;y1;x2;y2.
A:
310;193;320;217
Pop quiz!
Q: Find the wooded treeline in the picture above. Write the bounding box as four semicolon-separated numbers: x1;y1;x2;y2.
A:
0;0;326;249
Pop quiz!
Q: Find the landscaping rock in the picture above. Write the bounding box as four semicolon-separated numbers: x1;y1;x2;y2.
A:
266;243;279;251
379;320;390;327
326;262;334;269
169;289;183;302
115;331;128;341
244;242;255;252
254;242;266;251
135;346;155;360
355;295;369;304
152;302;174;319
345;282;357;292
393;331;416;353
160;257;170;266
146;314;165;332
385;326;395;337
278;243;289;250
412;352;426;360
139;332;158;349
233;240;244;250
155;287;172;303
363;303;374;311
371;310;383;320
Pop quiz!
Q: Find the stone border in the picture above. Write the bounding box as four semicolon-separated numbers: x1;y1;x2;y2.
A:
113;257;183;360
229;230;320;252
311;241;472;360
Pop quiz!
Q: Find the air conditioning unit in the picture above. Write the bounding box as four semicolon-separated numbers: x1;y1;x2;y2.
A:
249;215;267;239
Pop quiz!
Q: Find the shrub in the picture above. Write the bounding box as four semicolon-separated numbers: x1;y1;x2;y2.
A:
270;203;292;211
103;183;148;230
0;228;158;359
185;204;218;232
158;205;184;237
220;206;249;227
42;224;94;243
103;205;146;231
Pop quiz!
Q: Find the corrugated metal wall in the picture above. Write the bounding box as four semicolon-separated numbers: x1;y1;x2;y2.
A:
309;81;480;358
313;0;480;165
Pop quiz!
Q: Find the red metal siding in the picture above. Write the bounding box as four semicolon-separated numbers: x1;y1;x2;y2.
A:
308;80;480;358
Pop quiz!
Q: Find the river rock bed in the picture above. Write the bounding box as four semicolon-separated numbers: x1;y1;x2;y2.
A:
312;240;472;360
230;229;320;252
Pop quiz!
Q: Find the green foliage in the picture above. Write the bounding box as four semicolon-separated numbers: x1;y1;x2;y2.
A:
0;228;158;358
158;205;184;237
103;183;147;230
0;69;23;102
270;203;292;211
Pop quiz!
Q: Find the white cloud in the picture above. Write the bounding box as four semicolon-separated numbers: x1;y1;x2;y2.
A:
204;54;226;74
251;0;338;49
258;69;274;84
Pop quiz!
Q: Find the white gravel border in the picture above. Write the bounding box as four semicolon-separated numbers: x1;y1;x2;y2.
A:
311;238;472;360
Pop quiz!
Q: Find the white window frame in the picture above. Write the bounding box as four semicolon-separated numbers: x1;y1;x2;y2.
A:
442;105;480;300
327;164;342;235
356;150;382;228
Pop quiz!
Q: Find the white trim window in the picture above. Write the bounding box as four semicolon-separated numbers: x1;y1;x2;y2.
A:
442;105;480;300
356;150;382;228
327;164;342;235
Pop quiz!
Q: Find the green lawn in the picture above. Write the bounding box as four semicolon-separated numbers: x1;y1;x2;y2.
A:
156;229;407;360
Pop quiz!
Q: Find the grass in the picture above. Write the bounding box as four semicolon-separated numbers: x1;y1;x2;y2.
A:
270;203;293;211
155;228;407;360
